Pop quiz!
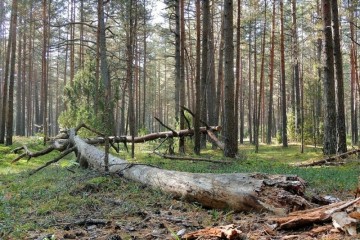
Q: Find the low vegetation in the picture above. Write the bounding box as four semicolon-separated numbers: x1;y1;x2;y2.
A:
1;137;359;239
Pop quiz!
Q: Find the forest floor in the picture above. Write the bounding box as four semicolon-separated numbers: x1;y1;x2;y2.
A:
0;136;359;239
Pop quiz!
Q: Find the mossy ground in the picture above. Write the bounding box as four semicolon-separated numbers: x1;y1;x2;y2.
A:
0;137;359;239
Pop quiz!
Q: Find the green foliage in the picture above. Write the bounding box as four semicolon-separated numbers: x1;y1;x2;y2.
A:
58;54;110;133
0;146;11;154
287;111;297;141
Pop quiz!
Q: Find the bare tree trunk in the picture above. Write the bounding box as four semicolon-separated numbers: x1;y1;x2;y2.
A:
248;29;253;144
70;0;75;84
0;0;13;143
194;0;201;155
322;0;337;155
15;18;22;136
350;7;358;145
20;25;26;136
267;0;275;145
125;0;135;158
200;0;210;149
223;0;237;157
5;0;18;145
280;0;288;147
40;0;49;145
179;0;186;154
255;1;267;153
292;0;301;139
207;2;217;149
235;0;242;144
331;0;347;154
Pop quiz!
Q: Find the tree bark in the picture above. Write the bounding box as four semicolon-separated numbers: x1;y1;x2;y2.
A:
331;0;346;154
179;0;186;154
194;0;201;155
280;0;288;147
5;0;18;145
255;1;267;153
267;0;275;145
292;0;301;139
322;0;337;155
223;0;237;157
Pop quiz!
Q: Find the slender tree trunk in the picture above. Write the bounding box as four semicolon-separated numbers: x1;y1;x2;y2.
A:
322;0;337;155
40;0;48;145
0;0;13;143
314;0;322;147
350;8;358;145
79;0;84;69
255;1;267;153
21;25;26;135
70;0;75;84
98;0;113;168
179;0;186;154
215;14;224;132
5;0;18;145
207;1;217;149
125;0;135;158
253;20;258;147
15;19;22;136
248;27;252;144
292;0;301;139
223;0;237;158
200;0;210;149
280;0;288;147
331;0;346;153
142;0;147;129
194;0;201;155
267;0;275;145
27;4;34;136
235;0;242;144
175;0;181;123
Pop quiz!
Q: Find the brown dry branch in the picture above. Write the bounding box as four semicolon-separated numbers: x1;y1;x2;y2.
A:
295;149;360;167
272;197;360;232
29;146;76;175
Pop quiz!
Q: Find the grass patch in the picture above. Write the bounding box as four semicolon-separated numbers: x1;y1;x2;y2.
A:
0;137;359;238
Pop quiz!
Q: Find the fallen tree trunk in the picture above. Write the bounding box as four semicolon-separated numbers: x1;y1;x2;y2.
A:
84;126;221;145
70;129;312;214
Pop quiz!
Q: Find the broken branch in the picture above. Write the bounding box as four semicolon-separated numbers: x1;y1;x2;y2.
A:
29;146;76;175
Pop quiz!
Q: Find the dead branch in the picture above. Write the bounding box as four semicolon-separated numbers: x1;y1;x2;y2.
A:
153;151;231;164
181;106;210;128
84;126;221;145
206;129;225;150
29;146;76;175
295;149;360;167
154;117;178;136
272;197;360;230
12;142;68;163
75;122;105;136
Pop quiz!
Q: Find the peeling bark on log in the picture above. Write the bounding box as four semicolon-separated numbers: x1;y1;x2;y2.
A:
69;129;311;213
272;197;360;230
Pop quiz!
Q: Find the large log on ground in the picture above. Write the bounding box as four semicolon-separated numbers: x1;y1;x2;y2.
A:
71;130;312;214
